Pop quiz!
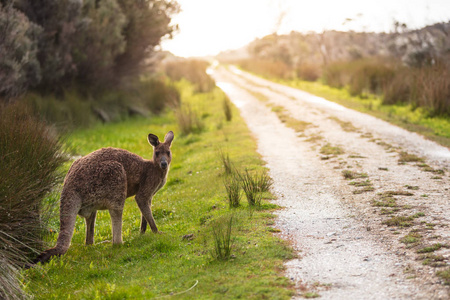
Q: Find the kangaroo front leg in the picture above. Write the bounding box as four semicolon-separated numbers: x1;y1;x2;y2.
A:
136;197;158;233
140;215;148;233
85;211;97;245
109;209;123;244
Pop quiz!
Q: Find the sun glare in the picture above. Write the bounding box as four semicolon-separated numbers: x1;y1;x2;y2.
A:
161;0;450;57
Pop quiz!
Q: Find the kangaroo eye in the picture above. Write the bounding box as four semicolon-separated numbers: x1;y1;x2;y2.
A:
167;151;171;156
155;151;160;156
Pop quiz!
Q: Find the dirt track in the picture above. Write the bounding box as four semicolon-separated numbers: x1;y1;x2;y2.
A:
212;66;450;299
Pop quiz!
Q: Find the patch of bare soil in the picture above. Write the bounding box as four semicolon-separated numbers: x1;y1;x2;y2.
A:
212;66;450;299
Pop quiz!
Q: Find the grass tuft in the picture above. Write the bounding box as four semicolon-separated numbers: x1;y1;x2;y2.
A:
238;169;273;207
320;143;344;156
210;215;234;261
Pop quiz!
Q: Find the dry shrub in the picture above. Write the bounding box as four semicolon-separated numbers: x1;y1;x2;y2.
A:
296;63;320;81
164;59;215;93
0;102;66;298
239;59;293;79
175;104;204;135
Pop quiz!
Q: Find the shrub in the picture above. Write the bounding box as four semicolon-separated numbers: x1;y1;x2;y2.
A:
0;102;66;298
238;58;293;79
136;77;180;114
175;104;204;135
296;63;320;81
164;59;215;93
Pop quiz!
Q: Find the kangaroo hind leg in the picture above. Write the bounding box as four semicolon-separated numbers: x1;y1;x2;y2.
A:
85;211;97;245
109;209;124;244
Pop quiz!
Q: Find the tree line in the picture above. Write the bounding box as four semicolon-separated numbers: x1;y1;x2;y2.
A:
0;0;179;100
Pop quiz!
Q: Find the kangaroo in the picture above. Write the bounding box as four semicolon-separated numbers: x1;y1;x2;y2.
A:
34;131;174;264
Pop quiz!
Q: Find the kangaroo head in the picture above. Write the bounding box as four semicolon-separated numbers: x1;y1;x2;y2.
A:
148;131;174;170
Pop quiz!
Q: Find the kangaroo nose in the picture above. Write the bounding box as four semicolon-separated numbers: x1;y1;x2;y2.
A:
161;161;168;169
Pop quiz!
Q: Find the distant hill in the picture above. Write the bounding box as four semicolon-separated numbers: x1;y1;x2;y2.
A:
217;22;450;67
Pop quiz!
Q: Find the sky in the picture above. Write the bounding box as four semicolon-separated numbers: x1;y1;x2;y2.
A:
160;0;450;58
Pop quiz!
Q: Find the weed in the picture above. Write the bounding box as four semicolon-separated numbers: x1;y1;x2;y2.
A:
436;268;450;285
320;143;344;156
379;190;414;197
352;186;375;194
398;151;424;163
210;215;234;261
349;179;372;187
218;149;234;175
224;174;242;208
405;185;419;190
238;169;273;207
275;111;311;132
303;292;320;298
223;96;233;121
420;254;446;267
417;243;445;254
305;135;323;143
342;170;368;180
329;116;358;132
400;232;422;244
382;216;414;227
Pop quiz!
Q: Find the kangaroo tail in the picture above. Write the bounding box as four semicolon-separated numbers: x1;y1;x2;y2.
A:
33;194;80;265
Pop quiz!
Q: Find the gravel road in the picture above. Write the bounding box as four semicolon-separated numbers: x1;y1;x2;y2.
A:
212;66;450;299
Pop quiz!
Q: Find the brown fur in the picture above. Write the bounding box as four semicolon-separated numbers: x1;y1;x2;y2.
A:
34;131;174;264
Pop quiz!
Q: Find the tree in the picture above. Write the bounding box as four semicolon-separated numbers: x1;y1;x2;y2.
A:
114;0;179;80
73;0;127;88
0;2;41;100
13;0;83;92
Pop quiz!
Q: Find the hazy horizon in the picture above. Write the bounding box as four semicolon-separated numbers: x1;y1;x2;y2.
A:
161;0;450;58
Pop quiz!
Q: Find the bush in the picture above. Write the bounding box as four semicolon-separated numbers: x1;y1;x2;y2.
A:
296;63;320;81
238;58;293;79
164;59;215;93
0;102;66;298
175;104;204;135
136;77;180;114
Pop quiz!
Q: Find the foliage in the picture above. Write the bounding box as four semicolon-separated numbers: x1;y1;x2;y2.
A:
73;0;127;89
22;76;180;129
0;3;42;99
115;0;179;79
1;0;179;99
13;0;83;92
164;59;215;92
0;102;66;299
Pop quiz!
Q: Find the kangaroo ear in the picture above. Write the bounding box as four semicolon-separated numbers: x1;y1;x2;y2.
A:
164;131;174;146
147;134;160;147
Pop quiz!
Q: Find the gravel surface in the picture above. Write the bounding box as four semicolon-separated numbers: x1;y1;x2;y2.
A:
212;66;450;299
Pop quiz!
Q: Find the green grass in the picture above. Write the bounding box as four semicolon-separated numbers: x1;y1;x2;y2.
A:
23;81;295;299
257;75;450;148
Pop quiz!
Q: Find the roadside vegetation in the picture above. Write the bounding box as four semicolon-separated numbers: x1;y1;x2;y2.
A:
224;23;450;148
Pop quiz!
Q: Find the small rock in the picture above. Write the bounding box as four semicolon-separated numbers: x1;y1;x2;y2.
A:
182;233;194;241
